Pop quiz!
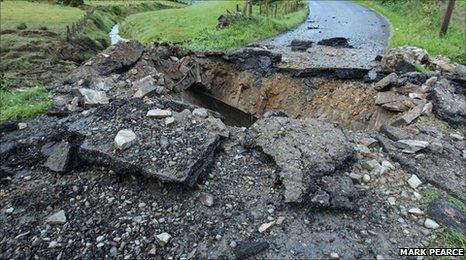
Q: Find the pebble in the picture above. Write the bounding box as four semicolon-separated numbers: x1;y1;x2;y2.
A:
148;248;157;256
109;246;118;257
5;207;14;214
138;203;146;208
46;210;67;224
18;122;27;130
215;234;222;240
362;159;380;171
407;174;422;189
48;241;60;248
229;241;237;248
96;235;105;243
258;220;276;233
199;192;214;207
114;129;137;150
165;117;175;126
276;216;285;225
192;108;208;118
428;142;443;153
147;109;172;118
330;252;339;259
450;133;464;141
362;174;371;183
424;218;439;229
408;208;424;215
387;197;396;206
156;232;172;246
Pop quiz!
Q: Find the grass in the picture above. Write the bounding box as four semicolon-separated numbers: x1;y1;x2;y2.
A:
0;1;85;32
425;186;466;254
121;0;308;51
85;0;184;8
357;0;466;64
0;85;51;123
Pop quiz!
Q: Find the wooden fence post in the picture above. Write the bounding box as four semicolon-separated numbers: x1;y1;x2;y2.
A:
440;0;455;36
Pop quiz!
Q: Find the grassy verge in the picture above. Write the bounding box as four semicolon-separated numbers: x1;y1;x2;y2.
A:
357;0;466;64
121;0;308;51
424;187;466;253
0;85;51;123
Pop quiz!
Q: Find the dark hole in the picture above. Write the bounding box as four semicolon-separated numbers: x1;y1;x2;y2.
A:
178;87;257;128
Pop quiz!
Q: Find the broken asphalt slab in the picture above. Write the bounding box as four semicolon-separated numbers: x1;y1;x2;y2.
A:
244;115;355;204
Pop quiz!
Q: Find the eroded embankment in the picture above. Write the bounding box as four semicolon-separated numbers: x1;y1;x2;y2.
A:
190;57;392;130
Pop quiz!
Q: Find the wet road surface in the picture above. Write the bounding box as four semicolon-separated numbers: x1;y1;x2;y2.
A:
261;0;390;69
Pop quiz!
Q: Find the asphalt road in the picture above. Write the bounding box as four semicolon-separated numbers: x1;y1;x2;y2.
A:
261;0;390;69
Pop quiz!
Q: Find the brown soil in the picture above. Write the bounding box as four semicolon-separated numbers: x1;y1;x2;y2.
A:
196;59;396;130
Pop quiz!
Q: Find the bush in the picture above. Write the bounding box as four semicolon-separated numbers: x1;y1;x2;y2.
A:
58;0;84;7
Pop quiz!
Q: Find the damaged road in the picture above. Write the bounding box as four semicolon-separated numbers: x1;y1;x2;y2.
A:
1;41;465;259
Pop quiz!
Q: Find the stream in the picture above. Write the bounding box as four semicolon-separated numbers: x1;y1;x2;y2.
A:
109;23;121;45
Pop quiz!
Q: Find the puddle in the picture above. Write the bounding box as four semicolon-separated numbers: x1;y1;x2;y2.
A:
109;24;121;45
178;87;257;127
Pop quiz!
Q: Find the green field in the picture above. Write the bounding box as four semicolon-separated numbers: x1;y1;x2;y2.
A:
357;0;466;64
0;85;51;123
0;1;85;32
121;0;308;50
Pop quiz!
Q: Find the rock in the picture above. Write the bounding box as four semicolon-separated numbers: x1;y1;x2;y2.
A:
387;197;396;205
407;174;422;189
199;192;214;207
235;240;269;259
379;124;412;141
380;160;395;174
421;102;433;115
374;73;397;91
393;71;428;86
192;108;208;118
360;137;377;147
394;139;429;153
362;174;371;183
258;220;276;233
427;197;466;235
355;144;371;156
362;159;381;171
428;142;443;153
0;120;19;132
310;190;330;207
290;39;313;51
424;218;440;229
146;109;172;118
114;129;137;150
133;76;164;98
330;252;340;259
109;246;118;257
381;46;429;73
430;55;459;75
349;172;363;182
391;102;425;126
164;117;175;126
317;37;352;48
156;232;172;246
431;78;466;126
148;247;157;256
44;140;72;173
244;117;353;203
46;210;67;224
18;123;27;130
450;133;464;141
408;207;424;215
65;41;145;84
276;216;285;225
319;175;359;210
78;88;109;106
